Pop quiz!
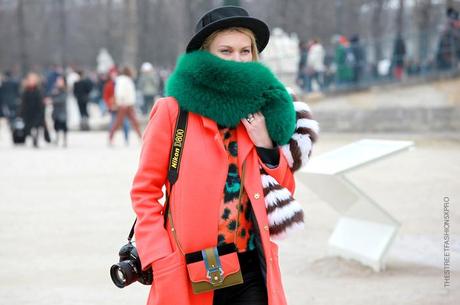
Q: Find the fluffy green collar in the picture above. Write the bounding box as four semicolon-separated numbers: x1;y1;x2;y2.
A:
165;51;296;145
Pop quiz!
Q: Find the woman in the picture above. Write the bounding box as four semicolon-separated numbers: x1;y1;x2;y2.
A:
108;66;142;145
103;67;131;145
138;62;159;115
20;72;45;148
50;75;68;147
131;6;318;305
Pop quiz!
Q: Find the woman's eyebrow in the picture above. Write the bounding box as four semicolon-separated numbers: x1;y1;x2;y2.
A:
217;45;251;49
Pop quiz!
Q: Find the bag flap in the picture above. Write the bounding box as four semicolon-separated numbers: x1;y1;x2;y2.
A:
186;252;241;283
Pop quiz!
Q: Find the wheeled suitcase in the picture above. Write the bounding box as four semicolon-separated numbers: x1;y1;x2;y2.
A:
12;117;26;144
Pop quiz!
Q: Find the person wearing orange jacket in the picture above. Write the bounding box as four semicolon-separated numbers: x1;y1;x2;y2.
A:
103;67;130;144
130;6;318;305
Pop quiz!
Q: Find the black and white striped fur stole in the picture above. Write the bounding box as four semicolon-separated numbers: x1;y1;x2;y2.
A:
261;101;319;240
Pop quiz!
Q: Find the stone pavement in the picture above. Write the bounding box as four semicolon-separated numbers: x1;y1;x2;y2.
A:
0;122;459;305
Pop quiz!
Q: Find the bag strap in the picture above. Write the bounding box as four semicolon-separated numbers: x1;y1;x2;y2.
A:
127;107;188;241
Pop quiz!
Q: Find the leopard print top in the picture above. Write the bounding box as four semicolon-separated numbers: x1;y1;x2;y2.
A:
217;127;256;252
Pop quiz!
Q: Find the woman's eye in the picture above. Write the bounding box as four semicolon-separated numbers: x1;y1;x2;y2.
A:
242;49;251;54
220;49;231;54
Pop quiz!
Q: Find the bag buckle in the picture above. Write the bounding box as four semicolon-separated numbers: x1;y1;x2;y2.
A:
202;247;225;287
207;267;224;286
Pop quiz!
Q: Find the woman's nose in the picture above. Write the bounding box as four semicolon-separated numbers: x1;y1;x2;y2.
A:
232;53;242;62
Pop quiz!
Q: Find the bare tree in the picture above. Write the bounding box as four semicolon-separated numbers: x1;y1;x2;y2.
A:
415;0;433;63
137;0;148;64
0;0;450;72
16;0;28;74
223;0;240;5
106;0;114;54
396;0;404;34
335;0;344;35
372;0;386;63
122;0;138;68
58;0;67;68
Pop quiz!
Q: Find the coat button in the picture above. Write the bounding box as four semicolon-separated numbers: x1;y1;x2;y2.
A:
264;225;269;231
254;193;260;200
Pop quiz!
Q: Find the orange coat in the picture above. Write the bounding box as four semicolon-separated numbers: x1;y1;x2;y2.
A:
131;96;295;305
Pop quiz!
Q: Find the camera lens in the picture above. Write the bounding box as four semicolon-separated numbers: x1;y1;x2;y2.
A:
110;261;138;288
116;269;125;283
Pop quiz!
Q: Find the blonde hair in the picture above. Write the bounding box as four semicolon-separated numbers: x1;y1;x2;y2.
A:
201;27;259;61
24;72;41;88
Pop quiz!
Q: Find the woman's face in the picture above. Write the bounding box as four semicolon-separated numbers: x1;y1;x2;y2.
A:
26;74;39;87
208;30;253;62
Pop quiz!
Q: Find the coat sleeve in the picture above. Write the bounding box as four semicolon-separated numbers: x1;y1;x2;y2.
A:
130;98;175;270
258;149;295;194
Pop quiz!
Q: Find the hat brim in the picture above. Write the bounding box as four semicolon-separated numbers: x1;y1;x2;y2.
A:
186;16;270;53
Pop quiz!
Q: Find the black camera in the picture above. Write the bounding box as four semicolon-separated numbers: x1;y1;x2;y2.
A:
110;241;153;288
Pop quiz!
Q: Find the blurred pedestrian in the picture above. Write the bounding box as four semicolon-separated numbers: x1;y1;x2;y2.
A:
103;67;130;144
436;8;460;71
44;64;61;97
297;41;310;92
333;35;354;88
95;72;109;115
138;62;160;115
306;38;325;91
157;68;169;97
108;66;142;145
0;70;20;125
436;30;455;70
0;73;3;119
73;70;93;131
350;35;366;85
392;34;406;80
20;73;45;148
50;75;68;147
447;7;460;62
66;66;80;93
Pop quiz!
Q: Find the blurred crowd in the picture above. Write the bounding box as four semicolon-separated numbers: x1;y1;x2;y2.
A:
0;62;169;148
297;7;460;93
1;7;459;148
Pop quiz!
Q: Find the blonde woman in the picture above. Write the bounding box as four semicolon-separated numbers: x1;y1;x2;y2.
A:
130;6;317;305
20;73;45;148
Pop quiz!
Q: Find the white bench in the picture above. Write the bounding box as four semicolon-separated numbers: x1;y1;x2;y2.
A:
297;139;414;271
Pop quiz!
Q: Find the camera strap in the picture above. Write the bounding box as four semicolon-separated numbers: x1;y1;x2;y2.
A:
164;107;189;224
128;107;189;241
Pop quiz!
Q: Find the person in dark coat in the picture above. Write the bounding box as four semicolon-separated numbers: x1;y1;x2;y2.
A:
350;35;366;85
392;34;406;80
51;75;68;147
1;70;20;124
20;73;45;148
73;70;93;130
44;65;61;97
0;77;3;118
297;41;310;92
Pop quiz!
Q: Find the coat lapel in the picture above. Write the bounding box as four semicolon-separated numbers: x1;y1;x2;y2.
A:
237;123;253;172
201;115;217;132
201;115;253;174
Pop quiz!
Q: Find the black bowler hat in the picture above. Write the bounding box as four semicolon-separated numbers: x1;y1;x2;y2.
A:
186;6;270;53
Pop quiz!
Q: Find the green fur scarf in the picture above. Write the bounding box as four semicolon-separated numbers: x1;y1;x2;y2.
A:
165;51;296;145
